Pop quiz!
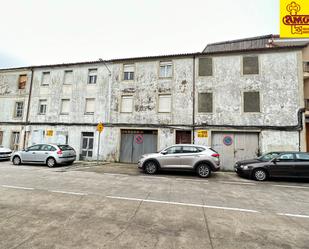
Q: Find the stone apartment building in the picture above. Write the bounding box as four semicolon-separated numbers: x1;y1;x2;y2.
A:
0;35;308;170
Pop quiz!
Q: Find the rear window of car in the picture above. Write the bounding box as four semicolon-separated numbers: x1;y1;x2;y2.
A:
209;148;218;154
58;145;74;151
296;153;309;161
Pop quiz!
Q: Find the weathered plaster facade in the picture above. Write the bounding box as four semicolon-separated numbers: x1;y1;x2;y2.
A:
0;45;307;169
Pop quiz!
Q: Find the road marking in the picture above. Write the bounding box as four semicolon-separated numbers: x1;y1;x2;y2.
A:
1;185;34;190
175;178;208;183
106;195;259;213
104;173;129;177
49;190;87;196
277;213;309;219
220;181;256;186
139;175;169;180
272;185;309;189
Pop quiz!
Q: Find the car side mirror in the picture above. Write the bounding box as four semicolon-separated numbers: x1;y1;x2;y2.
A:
161;151;167;155
24;149;29;152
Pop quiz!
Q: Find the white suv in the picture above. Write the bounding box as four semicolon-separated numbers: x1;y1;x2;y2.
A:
138;144;220;178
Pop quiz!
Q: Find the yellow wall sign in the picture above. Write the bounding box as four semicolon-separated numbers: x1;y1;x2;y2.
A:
280;0;309;38
97;122;104;133
46;130;54;137
197;130;208;138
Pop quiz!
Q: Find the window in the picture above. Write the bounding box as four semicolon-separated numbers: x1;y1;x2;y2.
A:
64;70;73;84
41;144;56;151
243;56;259;75
182;146;198;153
198;93;213;113
123;64;134;80
198;58;212;76
42;72;50;85
277;153;294;161
18;74;27;89
158;94;171;113
296;153;309;161
88;69;97;84
0;131;3;145
27;144;42;151
121;95;133;113
260;152;280;161
159;61;173;78
39;99;47;114
60;99;70;114
244;92;260;112
166;146;182;154
85;98;95;114
14;102;23;118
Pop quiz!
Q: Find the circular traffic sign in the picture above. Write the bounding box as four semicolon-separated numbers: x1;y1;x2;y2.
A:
223;135;233;146
135;134;144;144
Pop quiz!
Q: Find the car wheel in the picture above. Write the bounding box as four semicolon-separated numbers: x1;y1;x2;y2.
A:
46;158;57;168
12;156;21;165
253;169;267;181
196;164;211;178
144;161;158;174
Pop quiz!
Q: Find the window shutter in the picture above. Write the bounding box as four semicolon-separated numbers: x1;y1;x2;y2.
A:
64;71;73;84
198;93;213;112
61;99;70;113
243;56;259;74
244;92;260;112
121;96;133;112
199;58;212;76
85;99;95;113
42;72;50;85
158;95;171;112
124;64;134;73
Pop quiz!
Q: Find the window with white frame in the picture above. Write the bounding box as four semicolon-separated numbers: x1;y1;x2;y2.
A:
158;94;171;113
85;98;95;114
159;61;173;78
64;70;73;84
42;72;50;85
39;99;47;114
88;69;97;84
60;99;70;114
121;95;133;113
123;64;135;80
14;102;24;118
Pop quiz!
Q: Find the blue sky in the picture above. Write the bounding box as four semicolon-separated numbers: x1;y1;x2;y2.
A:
0;0;279;68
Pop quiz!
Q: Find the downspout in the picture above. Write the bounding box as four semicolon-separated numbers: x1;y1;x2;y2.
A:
23;67;34;149
192;55;196;144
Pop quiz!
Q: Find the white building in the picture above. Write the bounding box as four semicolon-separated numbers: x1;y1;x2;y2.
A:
0;35;308;170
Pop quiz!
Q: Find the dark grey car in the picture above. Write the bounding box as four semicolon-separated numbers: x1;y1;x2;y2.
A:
235;151;309;181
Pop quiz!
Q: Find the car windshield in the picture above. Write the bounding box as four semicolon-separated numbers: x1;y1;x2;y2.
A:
259;152;280;161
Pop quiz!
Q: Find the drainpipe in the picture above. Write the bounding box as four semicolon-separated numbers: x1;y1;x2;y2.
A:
23;67;34;149
99;59;112;123
192;55;196;144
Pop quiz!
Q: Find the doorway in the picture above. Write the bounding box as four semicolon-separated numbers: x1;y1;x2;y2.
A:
11;132;20;151
176;130;192;144
80;132;94;160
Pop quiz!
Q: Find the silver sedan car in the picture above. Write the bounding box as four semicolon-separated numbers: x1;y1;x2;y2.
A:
11;144;76;167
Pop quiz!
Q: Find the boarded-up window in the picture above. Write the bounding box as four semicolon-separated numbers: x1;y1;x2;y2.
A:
14;102;23;118
121;96;133;113
198;93;213;113
199;58;212;76
18;75;27;89
39;99;47;114
85;98;95;114
243;56;259;75
244;92;260;112
42;72;50;85
159;61;173;78
64;70;73;84
88;69;97;84
61;99;70;114
158;94;171;113
123;64;134;80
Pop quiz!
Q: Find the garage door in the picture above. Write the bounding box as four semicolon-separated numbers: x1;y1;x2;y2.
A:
212;132;259;171
120;130;158;163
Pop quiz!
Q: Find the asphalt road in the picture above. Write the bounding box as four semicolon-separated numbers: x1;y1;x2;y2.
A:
0;160;309;249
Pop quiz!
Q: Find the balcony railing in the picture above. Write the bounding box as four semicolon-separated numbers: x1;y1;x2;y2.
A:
304;61;309;73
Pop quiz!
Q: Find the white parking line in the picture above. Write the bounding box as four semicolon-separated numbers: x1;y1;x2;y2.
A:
175;178;208;183
106;195;259;213
277;213;309;219
49;190;87;196
272;185;309;189
139;175;169;180
103;173;129;177
220;181;256;186
1;185;34;190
